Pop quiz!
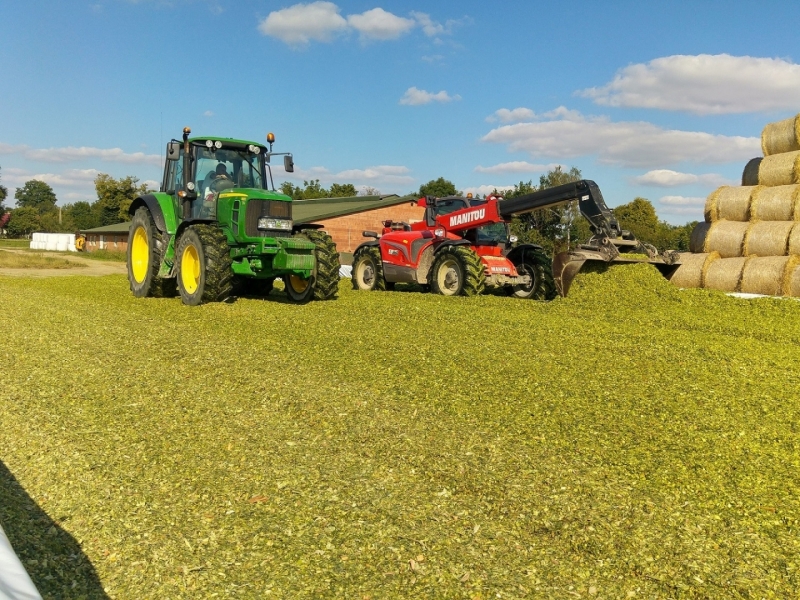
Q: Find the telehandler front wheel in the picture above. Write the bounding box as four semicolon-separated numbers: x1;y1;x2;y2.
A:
351;246;386;291
175;225;233;306
507;250;556;300
283;274;314;303
430;246;485;297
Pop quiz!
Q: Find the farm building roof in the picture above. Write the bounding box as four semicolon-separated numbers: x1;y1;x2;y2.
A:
80;194;419;233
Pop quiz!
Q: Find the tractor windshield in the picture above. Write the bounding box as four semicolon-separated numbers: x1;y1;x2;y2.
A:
194;145;266;194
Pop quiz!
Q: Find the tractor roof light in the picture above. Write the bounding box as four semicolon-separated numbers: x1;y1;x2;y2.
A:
248;144;261;155
205;140;213;148
186;182;196;191
214;140;222;149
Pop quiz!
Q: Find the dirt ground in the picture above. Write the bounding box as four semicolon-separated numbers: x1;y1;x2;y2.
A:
0;249;127;278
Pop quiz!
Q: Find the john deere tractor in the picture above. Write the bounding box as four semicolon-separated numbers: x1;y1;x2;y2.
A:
127;127;339;305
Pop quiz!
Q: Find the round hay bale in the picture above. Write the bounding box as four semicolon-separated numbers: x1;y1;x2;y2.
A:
669;252;718;289
761;114;800;156
704;220;749;257
742;157;762;186
740;256;796;296
750;184;800;221
690;222;711;253
788;263;800;297
788;223;800;255
715;186;756;221
703;188;720;222
758;151;800;187
744;221;794;256
704;257;747;292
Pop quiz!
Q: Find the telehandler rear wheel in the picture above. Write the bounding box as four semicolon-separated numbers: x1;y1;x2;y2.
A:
430;246;485;297
128;206;175;298
175;225;233;306
352;246;386;291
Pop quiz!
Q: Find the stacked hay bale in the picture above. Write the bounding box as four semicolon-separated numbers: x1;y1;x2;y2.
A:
673;114;800;296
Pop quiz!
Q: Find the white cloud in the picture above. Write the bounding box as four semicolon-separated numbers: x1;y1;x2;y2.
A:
287;164;414;188
0;142;161;166
347;8;415;40
258;1;348;45
659;195;706;206
399;87;460;106
410;12;468;38
486;107;536;124
203;110;214;117
474;161;560;174
481;107;760;168
580;54;800;115
632;169;733;187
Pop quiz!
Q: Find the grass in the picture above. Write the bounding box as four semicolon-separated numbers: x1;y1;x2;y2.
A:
0;239;32;248
1;265;799;599
0;249;86;269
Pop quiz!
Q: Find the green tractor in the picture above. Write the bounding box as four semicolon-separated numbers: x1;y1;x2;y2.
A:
127;127;339;305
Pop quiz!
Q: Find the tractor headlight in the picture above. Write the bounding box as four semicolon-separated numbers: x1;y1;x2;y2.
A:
186;181;196;191
257;218;293;231
434;227;445;238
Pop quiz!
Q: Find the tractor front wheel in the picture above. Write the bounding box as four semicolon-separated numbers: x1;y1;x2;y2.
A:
175;225;233;306
127;206;175;298
351;246;386;291
430;246;485;297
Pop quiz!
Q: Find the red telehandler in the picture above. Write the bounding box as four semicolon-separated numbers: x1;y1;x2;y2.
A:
350;179;680;298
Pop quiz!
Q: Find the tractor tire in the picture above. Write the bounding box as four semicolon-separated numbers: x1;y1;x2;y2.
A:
305;230;340;300
283;273;314;303
508;250;556;300
351;246;386;291
128;206;175;298
175;224;233;306
429;246;486;297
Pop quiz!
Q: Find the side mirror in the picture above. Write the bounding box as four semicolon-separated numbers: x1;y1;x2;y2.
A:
284;155;294;173
166;141;181;161
362;231;378;239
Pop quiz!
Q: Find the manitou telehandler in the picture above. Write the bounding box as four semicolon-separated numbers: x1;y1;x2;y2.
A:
351;179;680;298
127;127;339;306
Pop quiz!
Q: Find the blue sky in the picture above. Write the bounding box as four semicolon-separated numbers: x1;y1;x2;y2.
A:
2;1;800;224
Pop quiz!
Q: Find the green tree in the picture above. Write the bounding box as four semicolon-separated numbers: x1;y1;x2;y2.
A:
65;201;99;230
328;183;358;197
0;166;8;212
613;197;659;244
15;180;57;213
6;207;41;237
94;174;148;226
419;177;459;198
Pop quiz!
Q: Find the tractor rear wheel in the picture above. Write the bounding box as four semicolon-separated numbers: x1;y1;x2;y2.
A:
303;230;340;300
283;273;314;303
508;250;555;300
128;206;175;298
430;246;486;297
175;225;233;306
351;246;386;291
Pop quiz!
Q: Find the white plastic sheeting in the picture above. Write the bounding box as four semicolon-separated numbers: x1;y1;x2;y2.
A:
28;233;76;252
339;265;352;278
0;524;41;600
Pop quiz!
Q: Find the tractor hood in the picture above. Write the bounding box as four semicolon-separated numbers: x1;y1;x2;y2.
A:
217;188;292;202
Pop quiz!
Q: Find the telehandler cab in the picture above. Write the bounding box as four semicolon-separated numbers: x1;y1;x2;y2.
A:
127;127;339;305
351;180;681;298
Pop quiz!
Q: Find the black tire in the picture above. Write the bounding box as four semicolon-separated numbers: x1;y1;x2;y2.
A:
351;246;386;291
127;206;174;298
507;250;555;300
302;230;340;301
283;273;314;303
429;246;486;297
175;225;233;306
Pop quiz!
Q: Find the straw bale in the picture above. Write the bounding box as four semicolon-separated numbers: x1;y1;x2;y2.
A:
788;264;800;297
704;220;749;257
740;256;799;296
742;157;762;186
761;114;800;156
758;151;800;187
715;186;756;221
669;252;718;289
703;257;747;292
703;188;720;222
689;222;711;253
750;185;800;221
744;221;794;257
789;223;800;255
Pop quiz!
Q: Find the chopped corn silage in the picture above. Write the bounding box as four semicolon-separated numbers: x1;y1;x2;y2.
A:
2;273;800;599
761;113;800;156
703;256;747;292
750;184;800;221
743;221;794;256
704;220;749;257
758;150;800;187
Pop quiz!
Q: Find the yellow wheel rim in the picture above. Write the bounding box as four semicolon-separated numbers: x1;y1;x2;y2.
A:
289;274;310;292
131;226;149;283
181;244;201;295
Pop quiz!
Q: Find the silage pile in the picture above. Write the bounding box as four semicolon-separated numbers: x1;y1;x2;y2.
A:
673;113;800;296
